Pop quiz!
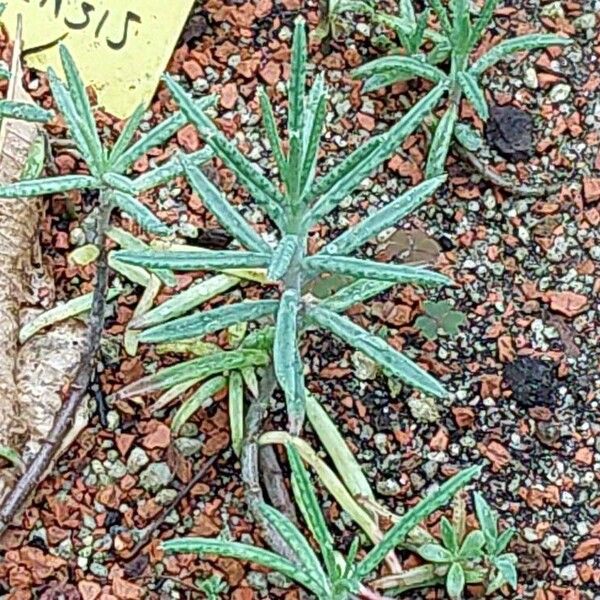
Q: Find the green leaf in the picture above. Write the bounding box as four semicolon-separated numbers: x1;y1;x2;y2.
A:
454;123;483;152
459;530;485;558
274;290;305;432
286;16;308;203
171;376;228;433
258;502;330;592
493;555;518;589
305;255;452;287
131;273;239;329
110;96;217;172
0;445;25;471
114;249;270;272
415;315;439;341
450;0;472;56
304;82;447;226
163;75;286;229
469;34;571;77
429;0;453;35
0;175;97;198
258;86;288;183
228;371;244;456
58;45;104;168
494;528;515;555
417;543;453;563
446;562;466;600
353;56;447;85
108;190;171;236
106;226;176;287
138;300;279;344
286;443;337;580
103;172;136;194
299;73;327;197
111;349;269;400
182;156;272;253
21;134;46;180
468;0;499;48
305;394;374;502
0;100;52;122
440;517;458;553
109;103;146;164
361;70;413;93
133;148;214;192
161;538;325;596
425;104;458;178
307;305;448;398
356;466;481;577
320;176;446;255
267;234;299;281
457;72;489;120
319;279;394;313
473;492;498;553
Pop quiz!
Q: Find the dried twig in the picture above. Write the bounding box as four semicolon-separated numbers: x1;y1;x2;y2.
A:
124;453;219;560
259;444;299;524
0;198;111;536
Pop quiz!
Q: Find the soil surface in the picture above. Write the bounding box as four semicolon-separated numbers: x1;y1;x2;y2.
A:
1;0;599;599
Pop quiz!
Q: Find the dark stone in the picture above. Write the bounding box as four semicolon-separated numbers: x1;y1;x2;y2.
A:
485;105;534;161
504;357;558;407
105;509;122;529
124;554;150;579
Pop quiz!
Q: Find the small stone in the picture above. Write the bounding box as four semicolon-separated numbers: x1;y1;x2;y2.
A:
376;478;401;496
139;462;173;492
559;565;578;582
126;447;149;474
549;83;571;103
583;177;600;203
408;394;440;423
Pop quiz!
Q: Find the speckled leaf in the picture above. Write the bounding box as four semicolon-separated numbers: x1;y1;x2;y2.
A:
469;34;571;77
361;70;413;93
111;349;269;400
454;122;483;151
356;466;481;577
0;175;96;198
319;279;394;313
473;492;498;552
162;538;324;596
182;156;271;253
440;517;458;553
307;305;448;398
0;100;52;122
274;290;305;431
109;103;146;164
109;190;171;236
229;371;244;456
131;273;239;329
321;175;446;255
468;0;499;47
258;86;288;182
353;56;447;84
429;0;452;35
425;104;458;178
458;72;489;120
114;249;270;272
286;442;337;580
305;255;452;287
267;234;299;281
139;300;280;344
417;543;453;563
171;375;228;433
446;563;466;600
459;530;485;558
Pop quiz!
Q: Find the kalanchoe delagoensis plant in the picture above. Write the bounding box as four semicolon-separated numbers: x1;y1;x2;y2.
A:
353;0;571;176
0;44;216;234
162;442;481;600
372;491;517;597
113;17;452;434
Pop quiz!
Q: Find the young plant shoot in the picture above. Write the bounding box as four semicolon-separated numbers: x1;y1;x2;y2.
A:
353;0;571;175
114;18;451;434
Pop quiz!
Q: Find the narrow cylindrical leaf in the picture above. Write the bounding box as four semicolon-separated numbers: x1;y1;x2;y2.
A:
320;176;446;255
103;171;136;194
468;0;499;48
457;72;489;120
318;279;395;313
114;249;270;272
131;273;240;329
108;103;146;164
307;305;448;397
161;538;325;596
182;156;272;253
356;466;481;577
0;100;52;122
425;104;458;178
229;371;244;456
468;34;571;77
258;87;288;184
110;349;269;400
305;255;452;287
139;300;280;344
171;376;228;433
353;56;447;84
267;234;299;281
274;290;305;432
109;190;171;236
0;175;97;198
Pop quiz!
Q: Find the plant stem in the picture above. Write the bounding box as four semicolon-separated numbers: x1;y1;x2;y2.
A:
0;195;111;536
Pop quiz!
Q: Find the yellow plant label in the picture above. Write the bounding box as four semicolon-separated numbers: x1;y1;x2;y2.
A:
3;0;195;118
